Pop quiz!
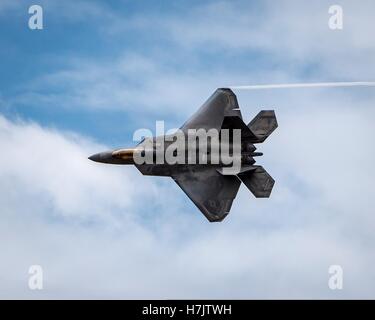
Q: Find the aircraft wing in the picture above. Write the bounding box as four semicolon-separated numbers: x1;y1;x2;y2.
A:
180;88;242;133
172;167;241;222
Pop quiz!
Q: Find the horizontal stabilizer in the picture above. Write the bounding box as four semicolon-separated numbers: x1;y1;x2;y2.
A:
248;110;278;143
238;166;275;198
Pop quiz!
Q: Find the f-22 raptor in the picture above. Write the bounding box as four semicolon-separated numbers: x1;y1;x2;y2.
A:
89;88;277;222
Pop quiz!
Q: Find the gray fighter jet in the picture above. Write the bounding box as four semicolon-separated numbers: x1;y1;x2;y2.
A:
89;88;277;222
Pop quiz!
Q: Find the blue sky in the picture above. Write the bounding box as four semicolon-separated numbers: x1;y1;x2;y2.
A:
1;0;355;144
1;0;375;298
2;0;251;143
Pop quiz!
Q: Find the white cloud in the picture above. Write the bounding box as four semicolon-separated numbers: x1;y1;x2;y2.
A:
1;86;375;298
2;0;375;299
156;0;375;74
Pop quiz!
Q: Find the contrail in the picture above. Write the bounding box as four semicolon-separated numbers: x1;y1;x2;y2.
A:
229;81;375;90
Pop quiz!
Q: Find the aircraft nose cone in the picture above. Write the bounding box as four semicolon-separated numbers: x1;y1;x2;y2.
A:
88;151;113;163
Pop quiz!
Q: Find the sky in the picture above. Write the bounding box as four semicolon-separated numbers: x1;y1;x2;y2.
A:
1;0;375;299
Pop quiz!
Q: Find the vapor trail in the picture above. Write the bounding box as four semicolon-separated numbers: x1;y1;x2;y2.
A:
230;82;375;90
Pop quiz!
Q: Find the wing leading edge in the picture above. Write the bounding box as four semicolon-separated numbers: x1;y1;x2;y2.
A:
180;88;242;132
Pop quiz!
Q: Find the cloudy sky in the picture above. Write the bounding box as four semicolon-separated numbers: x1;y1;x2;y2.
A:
1;0;375;299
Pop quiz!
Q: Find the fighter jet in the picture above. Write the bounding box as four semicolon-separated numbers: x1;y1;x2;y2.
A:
89;88;277;222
